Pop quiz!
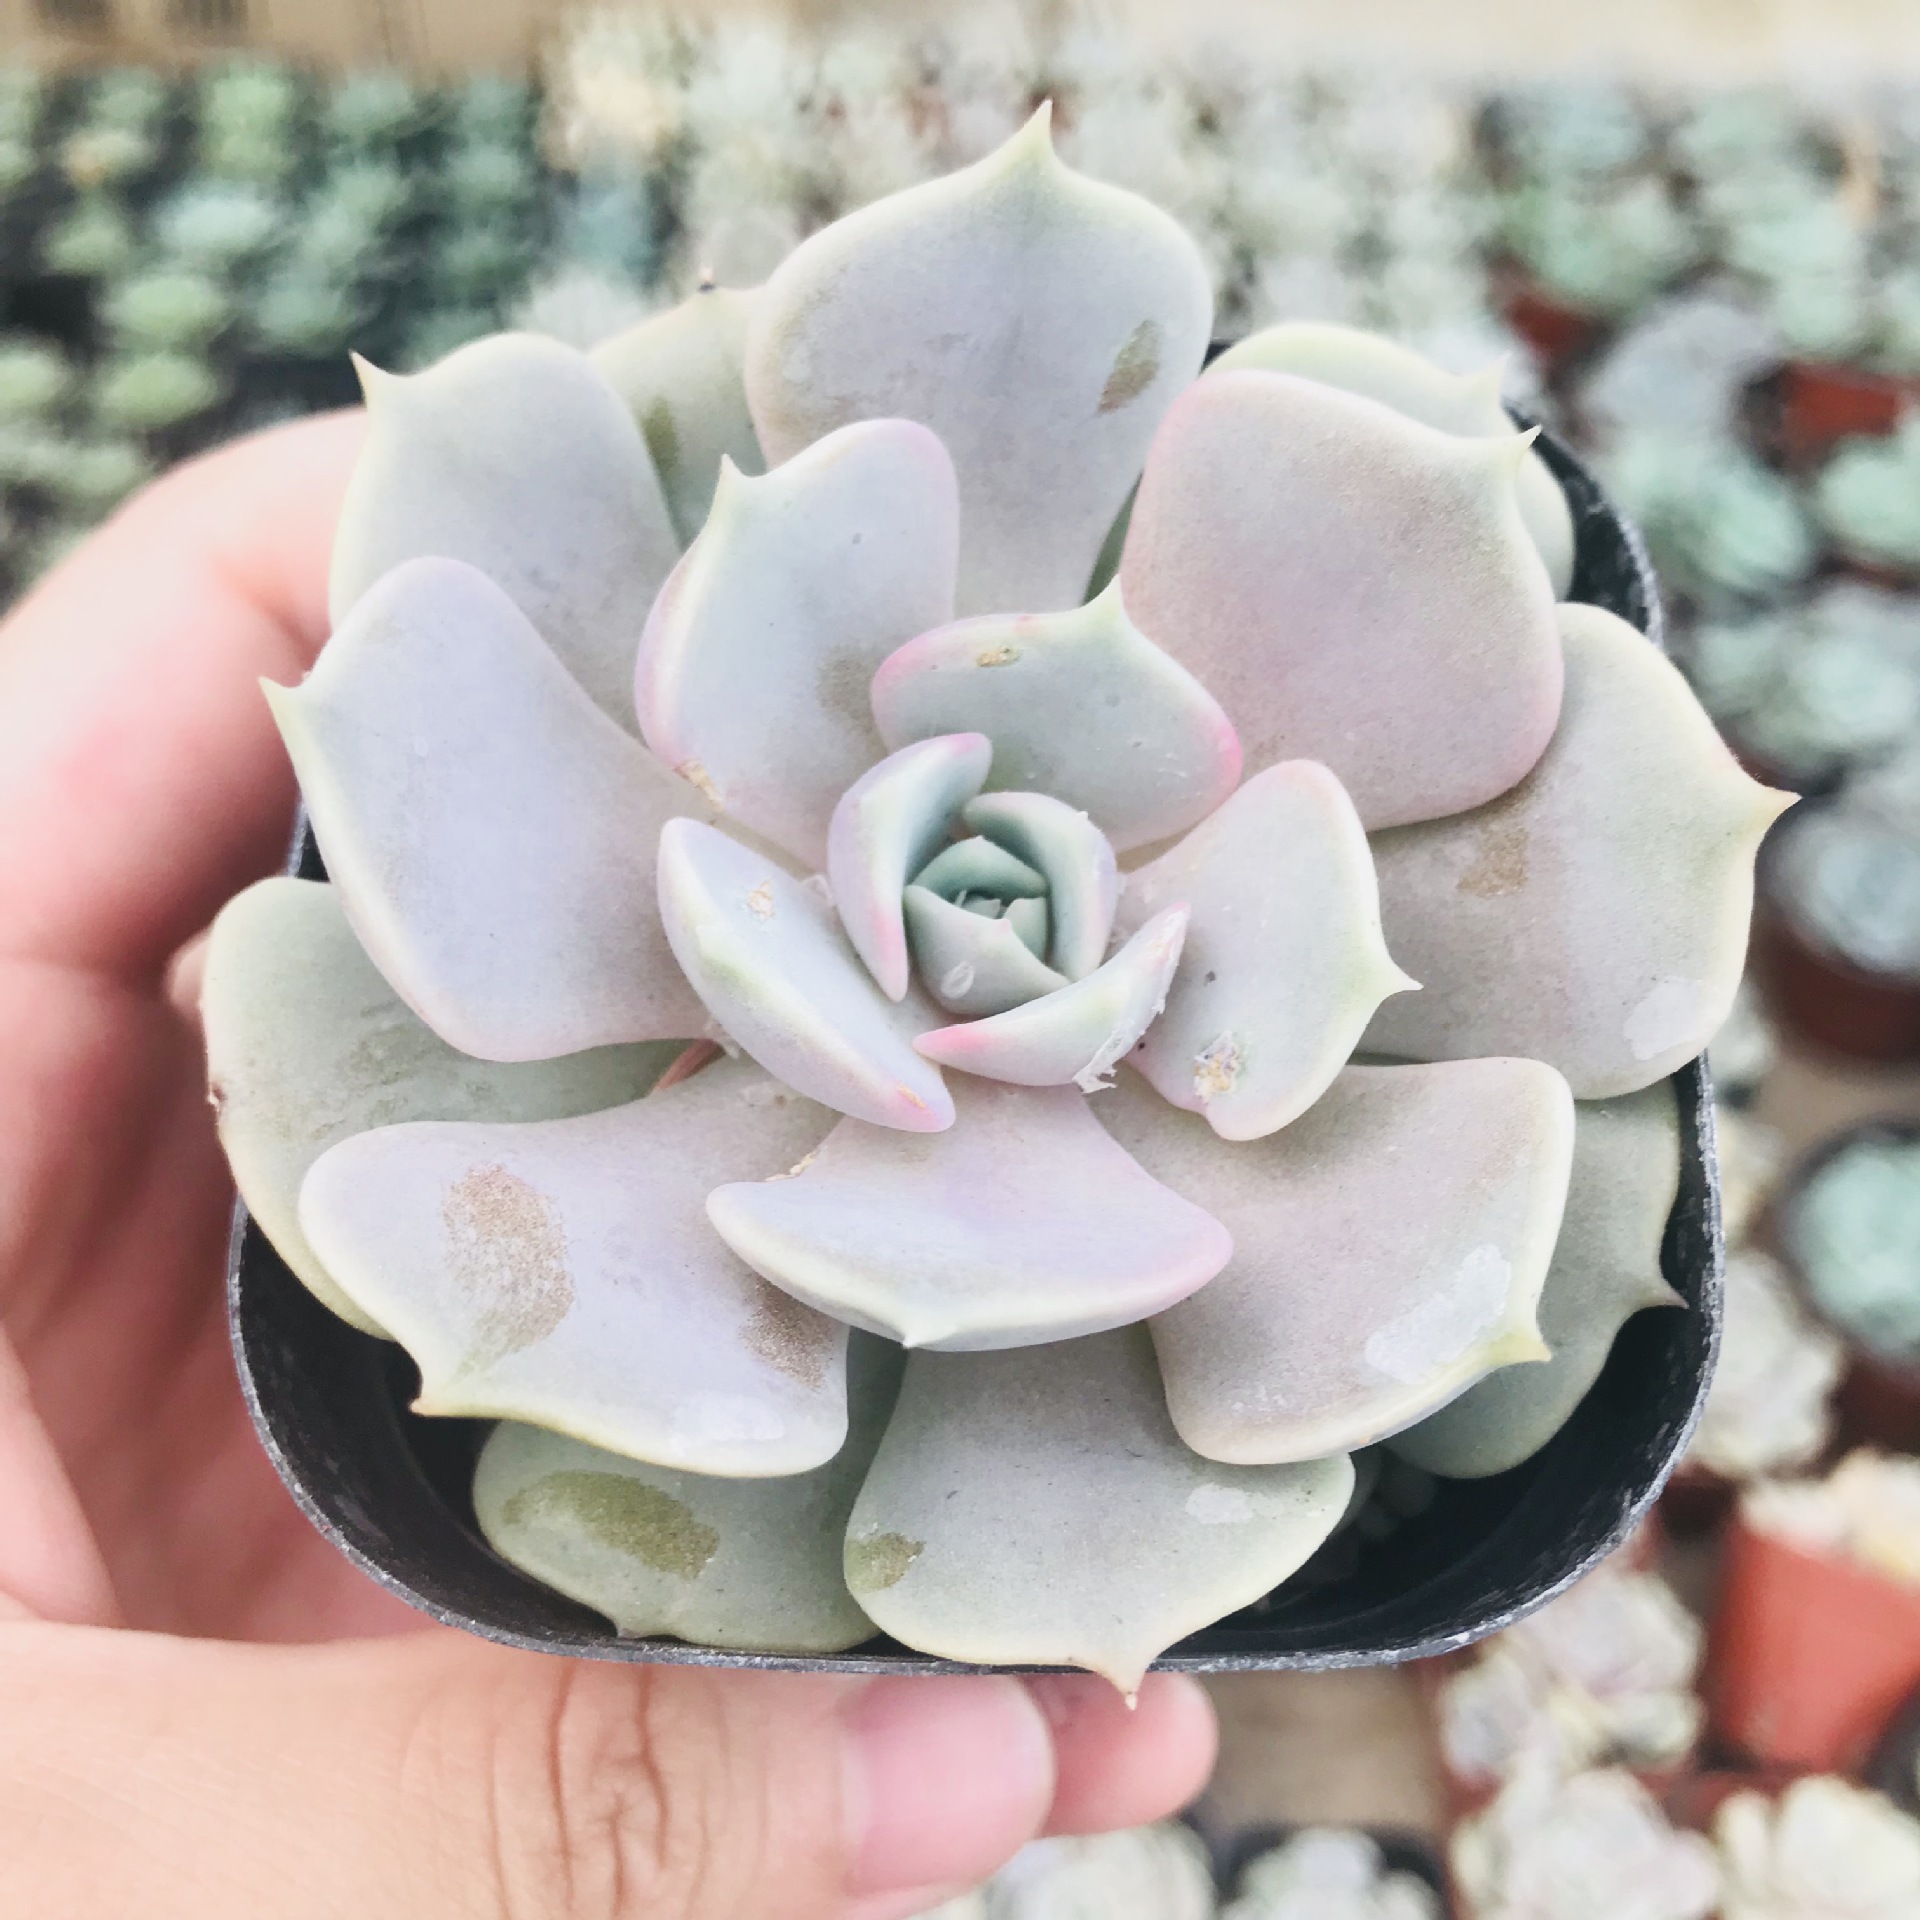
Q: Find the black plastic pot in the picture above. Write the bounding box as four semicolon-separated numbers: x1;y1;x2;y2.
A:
228;417;1722;1673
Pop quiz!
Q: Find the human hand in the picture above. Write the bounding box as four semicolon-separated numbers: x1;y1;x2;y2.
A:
0;415;1216;1918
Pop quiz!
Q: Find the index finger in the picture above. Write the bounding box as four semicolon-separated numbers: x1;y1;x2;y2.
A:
0;410;366;983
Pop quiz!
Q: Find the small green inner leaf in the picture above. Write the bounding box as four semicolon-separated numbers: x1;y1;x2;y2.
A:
1004;894;1049;959
1098;318;1162;414
914;835;1047;903
847;1529;924;1592
502;1471;720;1579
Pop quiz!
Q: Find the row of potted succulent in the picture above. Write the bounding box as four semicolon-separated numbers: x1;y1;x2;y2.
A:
908;1820;1445;1918
0;63;550;597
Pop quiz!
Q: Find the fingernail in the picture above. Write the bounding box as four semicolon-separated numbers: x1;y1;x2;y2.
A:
840;1674;1055;1896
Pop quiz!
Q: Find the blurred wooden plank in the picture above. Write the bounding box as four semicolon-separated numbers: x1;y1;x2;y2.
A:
1196;1666;1446;1842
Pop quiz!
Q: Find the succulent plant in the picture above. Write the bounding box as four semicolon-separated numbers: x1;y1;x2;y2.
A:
1746;1449;1920;1588
1439;1560;1703;1786
1772;803;1920;980
0;336;73;419
1786;1133;1920;1361
323;72;427;154
1500;177;1699;319
151;180;284;271
42;194;137;279
909;1822;1215;1920
89;350;224;434
1717;1777;1920;1920
206;113;1781;1686
196;62;304;187
1225;1828;1441;1920
1689;1251;1840;1483
1817;415;1920;573
102;267;234;354
1451;1764;1720;1920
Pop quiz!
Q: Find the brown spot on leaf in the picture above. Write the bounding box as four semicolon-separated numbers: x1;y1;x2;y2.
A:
1192;1033;1243;1101
1458;814;1529;898
503;1471;718;1578
442;1163;572;1372
1099;319;1162;413
641;398;680;485
975;645;1020;668
743;1282;833;1388
846;1530;923;1592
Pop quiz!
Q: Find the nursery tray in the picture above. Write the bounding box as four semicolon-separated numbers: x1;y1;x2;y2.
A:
228;418;1723;1673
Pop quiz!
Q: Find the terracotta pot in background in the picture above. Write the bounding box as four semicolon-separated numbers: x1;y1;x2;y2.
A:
1776;361;1909;464
1664;1765;1809;1835
1498;278;1599;371
1709;1514;1920;1772
1750;897;1920;1064
1660;1463;1738;1543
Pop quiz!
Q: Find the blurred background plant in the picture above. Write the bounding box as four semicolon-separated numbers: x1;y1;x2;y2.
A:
13;5;1920;1910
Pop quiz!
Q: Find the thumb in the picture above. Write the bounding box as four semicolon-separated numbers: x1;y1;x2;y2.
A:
0;1618;1062;1920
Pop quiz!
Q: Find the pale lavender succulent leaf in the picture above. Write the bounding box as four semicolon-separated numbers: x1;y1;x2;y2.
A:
297;1058;847;1476
706;1078;1233;1351
590;283;766;546
962;790;1118;980
1117;762;1416;1142
902;884;1069;1015
844;1327;1353;1691
827;732;992;1001
1119;369;1564;830
1100;1059;1575;1464
268;556;713;1062
658;817;956;1132
915;904;1189;1090
1210;322;1576;596
471;1333;900;1652
636;419;960;867
1390;1082;1684;1479
1004;894;1050;958
745;108;1214;618
870;580;1243;852
1365;604;1796;1097
202;877;683;1338
330;333;679;727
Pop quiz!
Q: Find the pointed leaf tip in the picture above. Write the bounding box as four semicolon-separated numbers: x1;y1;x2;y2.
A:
745;114;1212;619
330;330;679;727
1367;602;1791;1097
844;1329;1352;1686
1391;1080;1685;1479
